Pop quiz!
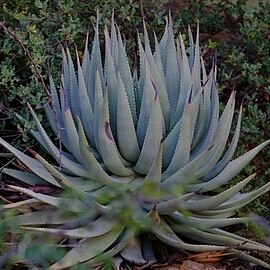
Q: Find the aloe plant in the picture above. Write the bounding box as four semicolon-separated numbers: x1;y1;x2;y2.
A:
0;14;270;269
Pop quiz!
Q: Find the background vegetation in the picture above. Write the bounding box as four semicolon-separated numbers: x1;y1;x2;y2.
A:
0;0;269;267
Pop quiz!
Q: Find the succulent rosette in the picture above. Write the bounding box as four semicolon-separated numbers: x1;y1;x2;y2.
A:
0;14;269;269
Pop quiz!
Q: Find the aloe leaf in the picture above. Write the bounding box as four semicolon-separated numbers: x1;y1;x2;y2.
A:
190;87;203;143
187;140;270;192
233;252;270;269
161;147;212;190
215;180;270;210
188;25;195;68
87;229;134;266
49;225;125;270
66;176;103;192
165;19;180;114
191;77;219;158
186;173;256;211
82;31;90;83
170;212;249;229
63;109;82;163
120;237;148;265
137;33;145;108
134;95;163;175
145;193;194;215
87;20;104;107
0;138;60;186
28;105;89;177
144;22;170;132
191;69;213;149
76;50;95;144
173;33;192;126
162;116;182;169
154;32;165;82
140;142;163;195
159;18;169;68
117;30;137;124
164;103;191;177
44;105;70;152
110;12;118;62
104;26;118;138
93;70;103;153
77;118;134;187
47;76;67;144
33;151;87;195
171;225;270;252
203;105;242;180
195;91;236;177
66;47;80;118
0;210;89;226
7;185;87;212
136;53;156;148
2;168;53;186
98;89;134;176
141;236;157;264
61;47;71;109
151;217;227;252
209;228;270;248
23;216;118;238
192;23;201;96
116;71;140;162
3;198;38;209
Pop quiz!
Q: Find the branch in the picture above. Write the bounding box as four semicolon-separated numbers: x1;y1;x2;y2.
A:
0;21;51;99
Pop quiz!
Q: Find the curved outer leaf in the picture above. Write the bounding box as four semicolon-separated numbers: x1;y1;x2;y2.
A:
120;237;148;265
151;216;227;252
172;225;270;252
0;138;60;186
187;140;270;192
161;146;212;189
2;168;52;186
23;216;118;238
170;212;249;229
49;225;125;270
0;210;90;226
28;105;89;177
7;185;87;212
203;104;243;180
185;174;256;212
191;76;219;158
195;91;236;177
